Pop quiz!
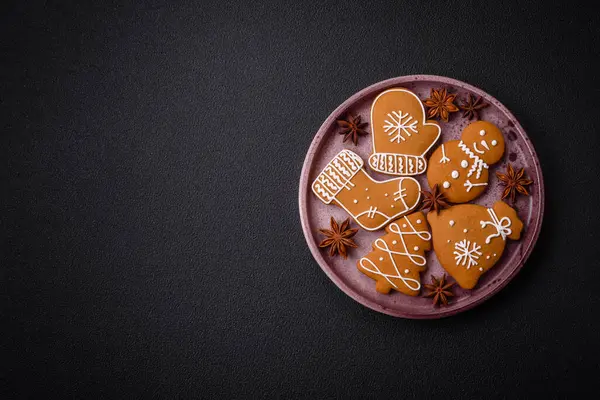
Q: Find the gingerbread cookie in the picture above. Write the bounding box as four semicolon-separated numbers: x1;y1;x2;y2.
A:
427;201;523;289
357;212;432;295
426;120;505;203
369;88;441;176
312;150;421;231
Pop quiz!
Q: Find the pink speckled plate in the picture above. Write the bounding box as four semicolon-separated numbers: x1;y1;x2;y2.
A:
299;75;544;318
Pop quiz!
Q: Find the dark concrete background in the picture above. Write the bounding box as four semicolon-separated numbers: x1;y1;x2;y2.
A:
2;0;599;398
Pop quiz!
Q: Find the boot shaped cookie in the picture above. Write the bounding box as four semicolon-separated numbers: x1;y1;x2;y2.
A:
427;201;523;289
369;88;441;176
357;212;431;295
427;121;505;203
312;150;421;231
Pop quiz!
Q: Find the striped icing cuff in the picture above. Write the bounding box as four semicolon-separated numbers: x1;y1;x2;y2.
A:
312;150;364;204
368;153;426;176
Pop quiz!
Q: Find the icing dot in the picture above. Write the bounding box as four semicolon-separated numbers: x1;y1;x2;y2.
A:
379;257;384;261
449;220;455;227
493;253;497;257
391;205;395;208
451;170;459;179
392;240;397;245
404;269;409;274
480;130;486;136
479;267;483;271
402;224;407;228
365;188;369;191
366;196;370;200
443;181;450;189
384;193;388;197
492;140;498;146
463;229;468;233
486;255;491;259
447;239;451;243
353;199;358;204
461;160;469;168
416;219;422;223
413;246;419;251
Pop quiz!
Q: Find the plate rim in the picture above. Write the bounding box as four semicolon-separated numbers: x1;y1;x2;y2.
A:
298;74;545;319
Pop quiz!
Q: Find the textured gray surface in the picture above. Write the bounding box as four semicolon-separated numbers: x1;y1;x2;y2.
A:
2;0;600;398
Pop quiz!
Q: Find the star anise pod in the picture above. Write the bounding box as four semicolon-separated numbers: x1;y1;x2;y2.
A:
459;93;489;120
336;114;369;145
424;274;456;306
318;217;359;259
420;184;450;214
496;164;534;203
423;88;459;122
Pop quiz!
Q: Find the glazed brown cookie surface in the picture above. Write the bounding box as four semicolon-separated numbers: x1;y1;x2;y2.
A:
427;201;523;289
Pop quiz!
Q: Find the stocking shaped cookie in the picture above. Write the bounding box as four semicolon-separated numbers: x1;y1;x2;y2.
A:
357;212;431;295
427;201;523;289
369;88;441;176
427;120;505;203
312;150;421;231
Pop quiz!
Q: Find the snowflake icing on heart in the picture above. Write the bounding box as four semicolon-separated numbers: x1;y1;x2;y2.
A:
453;239;482;269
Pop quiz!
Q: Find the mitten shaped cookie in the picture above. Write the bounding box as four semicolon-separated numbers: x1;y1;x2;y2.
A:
427;201;523;289
369;88;441;176
427;121;505;203
357;212;432;295
312;150;421;231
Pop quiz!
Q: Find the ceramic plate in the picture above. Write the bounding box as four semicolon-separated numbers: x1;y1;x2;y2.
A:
298;75;544;318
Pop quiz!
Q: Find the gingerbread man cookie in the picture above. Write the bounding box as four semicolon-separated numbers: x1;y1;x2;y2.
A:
427;120;505;203
312;150;421;231
369;88;441;176
358;212;432;295
427;201;523;289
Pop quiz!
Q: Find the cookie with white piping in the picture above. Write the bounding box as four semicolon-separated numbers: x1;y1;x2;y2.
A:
426;120;505;203
369;88;441;176
427;201;523;289
357;212;432;295
312;149;421;231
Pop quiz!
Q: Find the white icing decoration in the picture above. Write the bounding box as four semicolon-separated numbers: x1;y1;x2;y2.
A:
392;240;397;245
464;179;488;192
481;140;490;150
479;267;483;271
379;257;384;261
461;160;469;168
449;220;455;227
358;217;432;291
480;208;512;244
443;181;450;189
353;199;358;204
369;89;442;177
473;142;485;154
313;150;422;232
458;141;489;179
384;193;388;197
440;144;450;163
384;110;418;143
479;130;486;136
492;140;498;146
404;269;409;274
454;239;482;269
367;196;370;200
447;239;451;243
402;224;407;228
451;170;459;179
413;246;419;251
365;188;369;191
493;253;497;257
463;229;468;233
486;255;490;259
416;219;422;223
